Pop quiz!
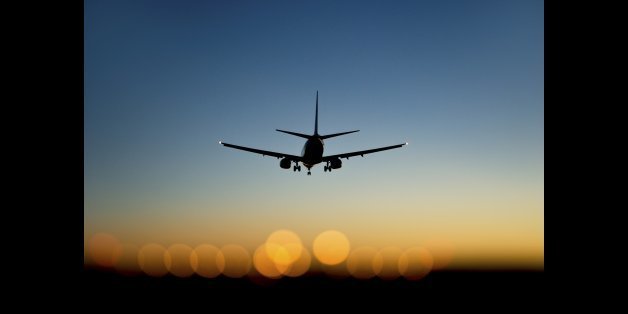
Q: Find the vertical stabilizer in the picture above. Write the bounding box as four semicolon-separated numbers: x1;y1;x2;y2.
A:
315;91;319;136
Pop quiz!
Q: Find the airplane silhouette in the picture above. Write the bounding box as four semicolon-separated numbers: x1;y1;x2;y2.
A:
219;91;407;175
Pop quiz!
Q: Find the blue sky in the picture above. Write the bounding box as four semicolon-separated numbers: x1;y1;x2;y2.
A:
84;0;543;269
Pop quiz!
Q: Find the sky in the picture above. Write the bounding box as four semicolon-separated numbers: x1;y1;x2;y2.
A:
84;0;543;272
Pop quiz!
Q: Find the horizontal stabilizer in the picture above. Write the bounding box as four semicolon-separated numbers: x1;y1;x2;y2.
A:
322;142;407;161
320;130;360;140
276;129;312;139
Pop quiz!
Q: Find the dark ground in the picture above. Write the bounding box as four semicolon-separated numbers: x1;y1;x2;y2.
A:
83;266;545;300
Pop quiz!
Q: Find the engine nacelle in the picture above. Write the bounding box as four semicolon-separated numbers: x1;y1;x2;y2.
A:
330;158;342;169
280;158;291;169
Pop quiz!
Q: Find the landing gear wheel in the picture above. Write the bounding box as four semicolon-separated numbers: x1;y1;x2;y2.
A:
307;171;311;175
293;162;302;172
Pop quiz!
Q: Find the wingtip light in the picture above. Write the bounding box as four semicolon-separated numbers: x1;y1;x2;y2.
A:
405;142;409;146
219;141;222;144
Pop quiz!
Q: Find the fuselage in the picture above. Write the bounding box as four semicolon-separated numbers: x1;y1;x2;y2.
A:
301;138;324;167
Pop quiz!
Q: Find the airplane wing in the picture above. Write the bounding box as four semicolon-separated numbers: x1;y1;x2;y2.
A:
219;141;302;161
322;143;407;161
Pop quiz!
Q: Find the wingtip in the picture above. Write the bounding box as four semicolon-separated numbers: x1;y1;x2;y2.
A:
219;140;223;145
405;142;409;146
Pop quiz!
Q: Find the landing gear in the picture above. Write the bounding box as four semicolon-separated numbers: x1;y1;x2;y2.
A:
293;162;301;172
324;162;332;172
307;171;311;175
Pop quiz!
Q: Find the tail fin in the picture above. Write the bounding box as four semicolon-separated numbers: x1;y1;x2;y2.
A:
314;91;319;136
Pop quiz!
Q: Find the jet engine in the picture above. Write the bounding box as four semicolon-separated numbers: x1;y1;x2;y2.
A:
330;158;342;169
280;158;291;169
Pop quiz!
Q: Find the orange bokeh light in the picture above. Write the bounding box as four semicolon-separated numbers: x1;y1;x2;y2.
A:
138;243;169;277
398;247;434;280
88;233;122;267
265;229;303;266
313;230;351;265
346;246;378;279
283;247;311;277
253;244;283;279
190;244;224;278
220;244;251;278
165;244;195;278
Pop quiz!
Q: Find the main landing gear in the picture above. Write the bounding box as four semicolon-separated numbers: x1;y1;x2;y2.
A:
293;164;301;172
323;161;332;172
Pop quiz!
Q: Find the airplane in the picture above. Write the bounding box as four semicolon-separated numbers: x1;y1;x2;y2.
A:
219;91;407;175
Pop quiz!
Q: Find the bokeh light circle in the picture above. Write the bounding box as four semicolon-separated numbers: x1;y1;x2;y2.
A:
398;247;434;280
191;244;224;278
346;246;378;279
265;230;303;266
165;244;195;278
253;244;283;279
88;233;122;267
220;244;252;278
312;230;351;265
138;243;169;277
283;247;311;277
